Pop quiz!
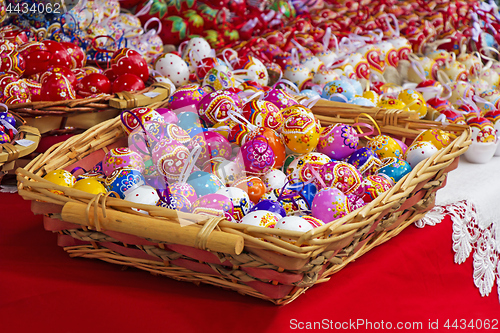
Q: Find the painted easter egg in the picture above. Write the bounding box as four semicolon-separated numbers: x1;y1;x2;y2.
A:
121;107;164;134
102;147;145;177
190;193;234;221
197;89;242;125
311;187;350;223
317;161;363;195
261;168;288;190
317;124;359;160
377;158;412;183
282;112;320;154
104;167;146;199
233;176;267;204
366;135;405;159
216;187;253;221
360;174;393;202
151;140;190;181
239;210;279;228
286;152;331;183
186;171;225;197
404;141;439;168
167;84;207;113
187;131;232;168
248;199;287;218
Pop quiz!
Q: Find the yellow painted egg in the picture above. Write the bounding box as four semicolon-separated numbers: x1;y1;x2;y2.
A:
73;178;107;195
43;169;76;194
362;90;380;104
282;112;320;154
366;135;405;159
412;128;453;149
377;98;407;110
397;89;427;118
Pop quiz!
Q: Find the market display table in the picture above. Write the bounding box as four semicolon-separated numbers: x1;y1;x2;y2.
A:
1;190;498;333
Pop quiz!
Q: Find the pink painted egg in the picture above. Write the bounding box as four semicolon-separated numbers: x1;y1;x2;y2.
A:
198;90;242;125
317;161;363;195
263;88;299;109
286;152;331;183
241;100;284;133
167;84;207;113
102;147;145;177
240;138;276;173
187;131;232;168
190;193;234;221
317;124;359;160
151;139;190;181
311;187;350;223
360;174;393;202
121;107;164;134
169;182;198;204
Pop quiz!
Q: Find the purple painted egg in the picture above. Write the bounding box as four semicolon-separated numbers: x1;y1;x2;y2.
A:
317;161;363;195
248;199;287;218
197;90;243;125
169;182;197;203
187;131;232;168
102;147;145;177
240;138;276;173
263;88;298;109
260;189;309;216
317;124;359;160
104;167;146;199
347;194;366;211
311;187;350;223
157;193;192;213
151;139;190;181
346;147;382;176
190;193;235;221
167;84;207;113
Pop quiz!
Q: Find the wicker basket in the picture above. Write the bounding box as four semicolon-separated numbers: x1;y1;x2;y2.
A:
7;82;172;136
0;111;40;181
16;103;471;305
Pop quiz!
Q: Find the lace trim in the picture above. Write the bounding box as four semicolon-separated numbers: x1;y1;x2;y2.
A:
417;201;500;302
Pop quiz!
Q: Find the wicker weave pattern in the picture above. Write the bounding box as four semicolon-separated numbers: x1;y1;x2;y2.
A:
16;103;471;304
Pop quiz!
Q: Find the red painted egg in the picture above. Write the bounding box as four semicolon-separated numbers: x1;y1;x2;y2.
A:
76;73;112;96
60;42;86;69
21;79;42;102
0;73;18;101
112;73;146;93
42;40;72;69
41;67;77;87
0;49;24;77
40;73;76;101
17;42;51;77
111;48;149;83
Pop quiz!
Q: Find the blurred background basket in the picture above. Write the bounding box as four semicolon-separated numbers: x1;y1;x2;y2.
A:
16;103;471;305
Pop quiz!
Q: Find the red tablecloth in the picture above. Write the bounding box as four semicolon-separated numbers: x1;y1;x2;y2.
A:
1;192;498;333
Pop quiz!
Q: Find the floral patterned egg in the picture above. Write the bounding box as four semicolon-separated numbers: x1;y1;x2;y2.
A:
282;112;320;154
377;158;412;183
190;193;234;221
2;80;30;104
281;104;314;120
167;84;206;113
249;199;286;218
202;66;235;91
261;188;309;215
216;187;253;221
195;57;226;83
239;210;279;228
40;73;75;102
263;88;298;109
362;90;380;104
121;107;164;134
198;90;242;125
240;138;276;173
321;79;356;102
151;140;189;181
347;194;366;211
479;90;500;111
317;161;363;195
360;174;393;202
367;135;405;159
317;123;359;160
413;128;453;150
261;168;288;190
404;141;439;168
397;89;427;118
102;147;145;177
169;182;198;204
467;117;497;143
187;131;232;168
347;147;383;175
241;100;283;133
233;176;267;204
300;55;324;74
244;127;286;168
104;167;146;199
187;171;225;197
448;81;475;108
286;152;331;183
311;187;350;223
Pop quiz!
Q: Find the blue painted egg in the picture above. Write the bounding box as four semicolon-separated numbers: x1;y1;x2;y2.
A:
186;171;225;197
321;80;356;102
104;167;146;199
377;158;412;183
286;181;317;207
248;199;286;218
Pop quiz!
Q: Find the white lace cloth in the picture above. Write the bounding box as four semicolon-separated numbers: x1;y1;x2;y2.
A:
417;156;500;302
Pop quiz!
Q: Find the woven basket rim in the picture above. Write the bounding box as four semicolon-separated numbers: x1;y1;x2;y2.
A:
15;105;472;259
